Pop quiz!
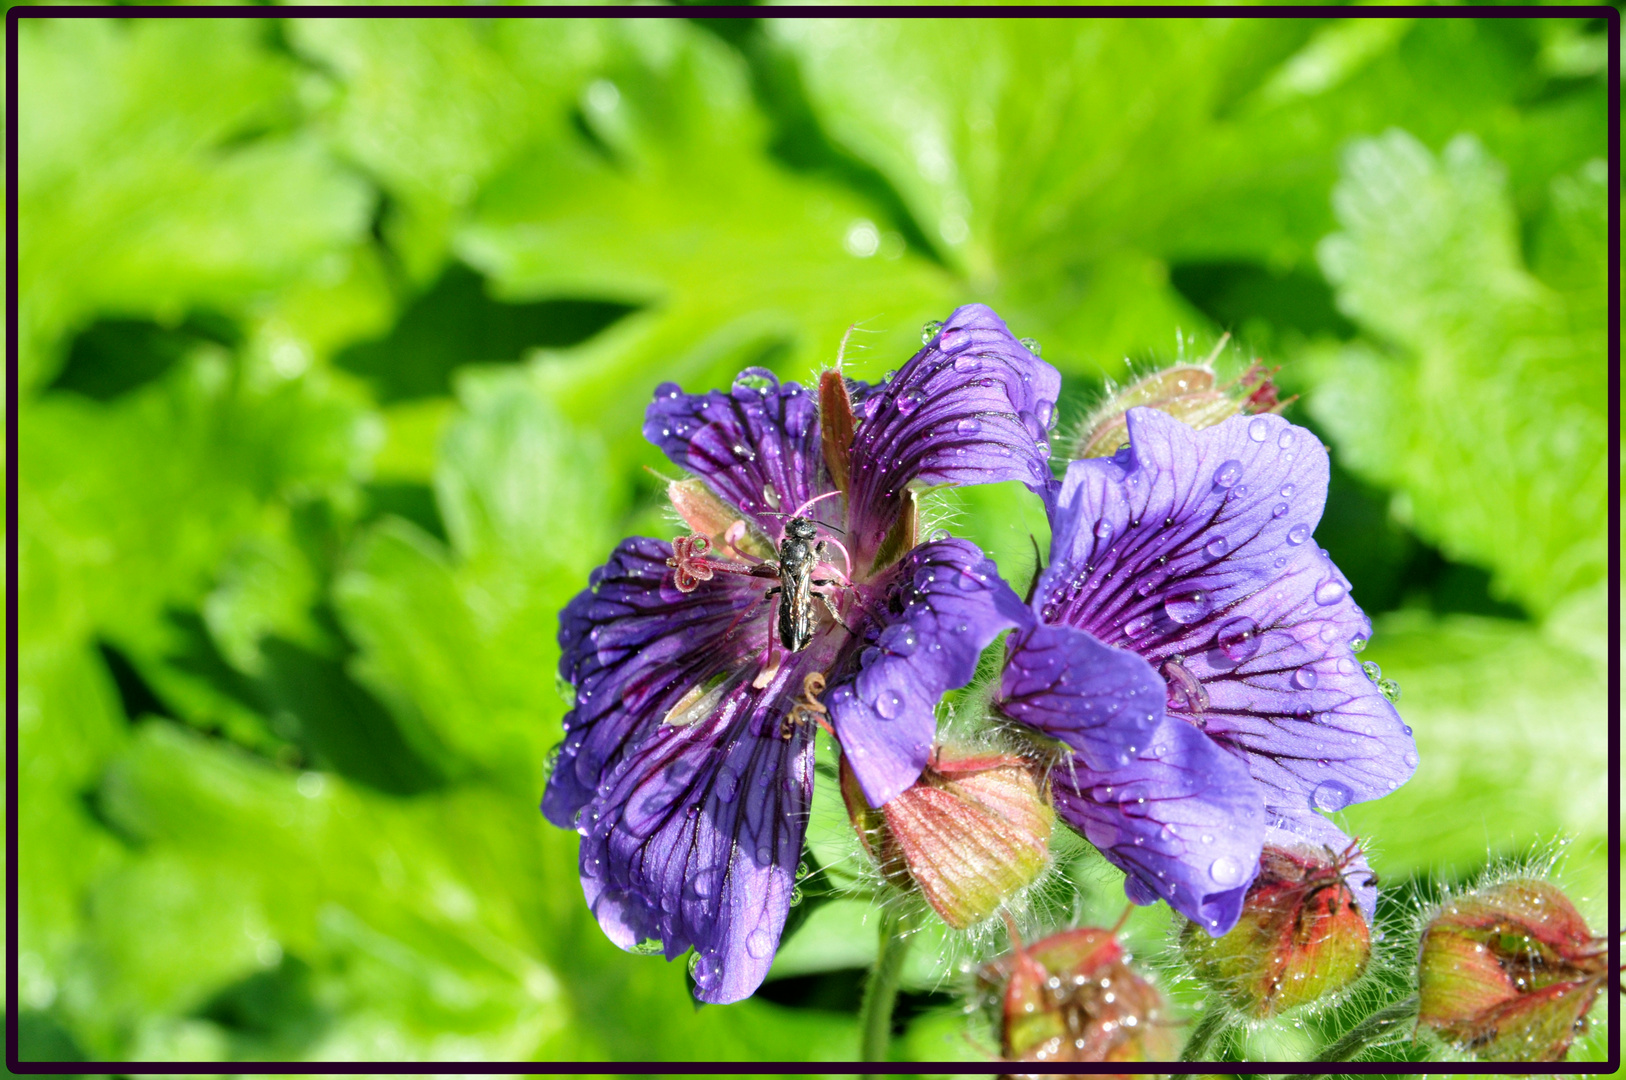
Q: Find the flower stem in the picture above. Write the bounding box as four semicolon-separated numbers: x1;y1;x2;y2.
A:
858;904;916;1070
1170;1001;1233;1078
1304;993;1420;1075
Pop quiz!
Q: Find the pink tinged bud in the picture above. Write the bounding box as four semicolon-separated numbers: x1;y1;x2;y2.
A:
839;749;1052;930
1182;843;1371;1017
1416;879;1607;1062
1073;360;1293;459
981;921;1176;1064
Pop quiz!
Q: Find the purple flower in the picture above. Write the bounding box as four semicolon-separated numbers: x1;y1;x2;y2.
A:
997;406;1415;933
545;304;1059;1002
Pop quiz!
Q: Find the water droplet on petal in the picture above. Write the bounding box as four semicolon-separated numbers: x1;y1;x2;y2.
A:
953;353;981;373
861;646;882;668
1206;536;1229;557
1350;635;1367;653
875;690;903;720
1312;779;1353;811
1216;617;1260;663
921;319;944;344
1018;336;1042;357
1378;677;1401;703
717;767;740;803
929;528;950;542
1278;429;1294;449
1123;614;1153;638
955;416;981;435
897;387;926;415
1164;590;1211;624
1402;749;1418;769
1286;523;1310;545
1314;579;1347;605
939;327;973;354
1360;660;1382;683
1248;417;1270;442
1210;856;1244;886
1272;502;1289;518
1212;459;1243;489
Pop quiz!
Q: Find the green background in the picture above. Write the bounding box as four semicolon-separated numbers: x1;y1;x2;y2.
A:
13;13;1612;1067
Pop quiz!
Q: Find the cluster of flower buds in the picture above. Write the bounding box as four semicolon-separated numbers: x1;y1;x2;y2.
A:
1072;351;1289;459
840;746;1052;930
1416;878;1607;1062
1180;838;1372;1018
978;916;1175;1064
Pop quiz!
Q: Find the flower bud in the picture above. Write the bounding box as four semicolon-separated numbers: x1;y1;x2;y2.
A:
1416;878;1607;1062
1181;841;1371;1017
840;748;1051;930
979;919;1176;1064
1073;358;1289;459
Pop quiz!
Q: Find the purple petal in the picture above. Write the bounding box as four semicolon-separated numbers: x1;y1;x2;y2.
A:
996;620;1163;774
579;665;815;1004
1049;714;1266;935
1265;811;1379;924
644;369;838;541
826;537;1029;807
845;304;1060;562
1036;407;1415;812
543;536;771;829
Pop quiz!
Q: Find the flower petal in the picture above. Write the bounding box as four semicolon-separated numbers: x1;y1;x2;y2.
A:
644;368;837;541
997;620;1164;774
579;665;815;1004
1036;407;1415;811
1265;811;1379;924
1050;714;1266;935
543;536;772;829
845;304;1060;562
827;537;1029;807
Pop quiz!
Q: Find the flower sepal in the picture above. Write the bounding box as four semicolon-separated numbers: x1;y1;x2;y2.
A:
1073;357;1288;459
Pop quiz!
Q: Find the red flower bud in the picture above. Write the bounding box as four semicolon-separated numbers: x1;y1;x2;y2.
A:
1073;355;1292;460
1417;879;1607;1062
980;916;1176;1065
1182;841;1371;1017
840;747;1051;930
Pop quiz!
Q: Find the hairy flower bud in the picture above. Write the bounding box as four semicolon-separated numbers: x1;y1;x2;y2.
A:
1181;841;1371;1017
1073;356;1289;459
1416;878;1607;1062
979;919;1176;1064
840;748;1052;930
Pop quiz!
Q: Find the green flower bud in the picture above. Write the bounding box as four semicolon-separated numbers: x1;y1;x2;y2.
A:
1181;841;1371;1018
840;747;1051;930
1073;356;1289;459
979;918;1176;1065
1417;879;1607;1062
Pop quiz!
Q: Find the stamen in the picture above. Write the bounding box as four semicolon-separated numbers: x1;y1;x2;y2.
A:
788;488;844;523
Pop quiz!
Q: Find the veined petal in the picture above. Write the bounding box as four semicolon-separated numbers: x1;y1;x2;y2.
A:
846;304;1060;562
1265;811;1379;924
827;538;1029;807
1050;715;1266;935
644;368;837;541
543;536;771;829
579;663;815;1004
1036;407;1415;812
997;620;1163;774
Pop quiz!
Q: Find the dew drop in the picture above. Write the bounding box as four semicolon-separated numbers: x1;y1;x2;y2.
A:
1350;636;1367;653
1314;579;1347;605
1378;678;1402;704
1164;590;1211;624
632;937;665;956
1312;779;1353;811
1209;856;1244;886
860;646;882;668
717;767;740;804
1402;749;1418;769
1286;523;1310;546
875;690;903;720
939;327;973;353
1212;459;1243;489
1123;614;1153;638
1272;502;1289;518
746;928;774;959
1277;429;1294;449
882;625;919;657
897;387;926;415
955;416;982;434
1019;336;1043;357
921;319;944;344
1248;417;1270;442
555;675;577;708
1095;521;1114;540
953;353;982;372
1206;536;1229;557
1293;666;1318;689
1361;660;1382;683
1216;617;1260;663
730;443;757;462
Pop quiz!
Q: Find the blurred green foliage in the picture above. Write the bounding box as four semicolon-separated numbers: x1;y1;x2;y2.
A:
14;14;1609;1065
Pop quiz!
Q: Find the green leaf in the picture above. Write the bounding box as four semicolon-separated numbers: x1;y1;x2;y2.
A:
18;19;371;392
1307;134;1606;615
334;374;620;791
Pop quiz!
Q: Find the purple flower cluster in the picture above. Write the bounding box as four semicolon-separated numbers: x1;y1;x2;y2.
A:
544;304;1416;1003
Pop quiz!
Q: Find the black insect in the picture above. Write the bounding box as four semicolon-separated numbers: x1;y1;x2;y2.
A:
765;517;846;653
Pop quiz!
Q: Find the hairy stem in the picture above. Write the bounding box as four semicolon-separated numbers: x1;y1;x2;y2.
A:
1170;1001;1233;1077
1305;993;1420;1075
858;904;916;1071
